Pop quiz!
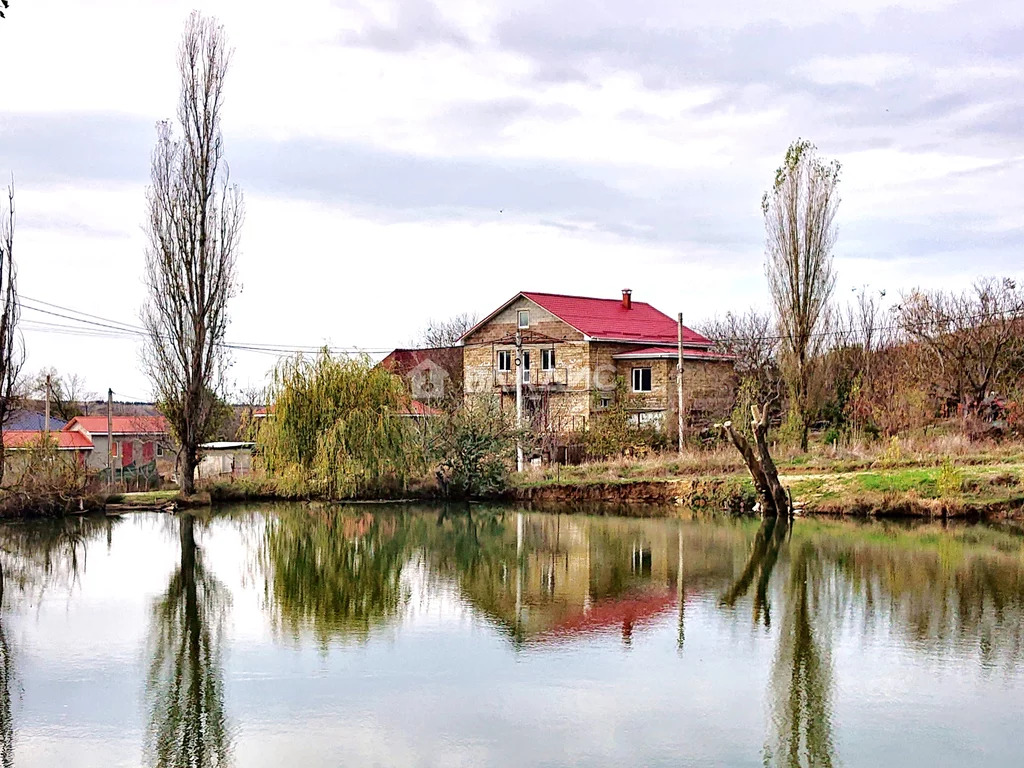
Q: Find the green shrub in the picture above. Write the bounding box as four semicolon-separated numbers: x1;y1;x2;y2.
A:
936;457;964;497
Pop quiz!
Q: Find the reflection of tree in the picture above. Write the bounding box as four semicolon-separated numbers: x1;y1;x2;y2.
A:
0;514;120;768
0;515;119;596
764;542;837;768
721;515;789;627
0;611;11;768
145;514;231;768
259;507;410;645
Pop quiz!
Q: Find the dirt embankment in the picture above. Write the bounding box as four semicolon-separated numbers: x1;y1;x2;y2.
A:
515;477;755;511
514;474;1024;519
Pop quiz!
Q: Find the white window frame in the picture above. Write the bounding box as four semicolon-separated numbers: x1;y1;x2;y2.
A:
497;350;512;372
541;348;556;370
522;351;531;383
517;310;530;329
632;367;652;393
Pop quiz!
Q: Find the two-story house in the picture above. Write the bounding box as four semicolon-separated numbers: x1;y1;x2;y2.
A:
461;290;735;433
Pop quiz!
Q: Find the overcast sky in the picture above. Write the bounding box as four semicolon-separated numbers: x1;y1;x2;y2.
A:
1;0;1022;399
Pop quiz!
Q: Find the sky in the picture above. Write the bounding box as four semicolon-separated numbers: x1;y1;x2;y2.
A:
0;0;1022;399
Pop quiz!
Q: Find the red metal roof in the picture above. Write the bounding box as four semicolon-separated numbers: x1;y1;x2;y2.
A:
519;292;713;346
612;345;735;361
64;415;169;436
4;430;94;450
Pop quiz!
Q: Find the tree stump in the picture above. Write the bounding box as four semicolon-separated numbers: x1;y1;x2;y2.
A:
720;403;791;517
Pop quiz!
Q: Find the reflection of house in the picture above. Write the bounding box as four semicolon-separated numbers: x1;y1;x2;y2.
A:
63;416;172;473
461;290;735;433
197;441;253;480
450;513;684;644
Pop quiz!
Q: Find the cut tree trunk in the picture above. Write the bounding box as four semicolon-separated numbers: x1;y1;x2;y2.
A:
721;402;791;517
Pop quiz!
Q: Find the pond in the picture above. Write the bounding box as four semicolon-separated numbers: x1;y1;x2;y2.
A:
0;504;1022;767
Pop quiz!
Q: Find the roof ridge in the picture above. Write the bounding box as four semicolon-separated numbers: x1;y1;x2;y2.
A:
522;290;655;306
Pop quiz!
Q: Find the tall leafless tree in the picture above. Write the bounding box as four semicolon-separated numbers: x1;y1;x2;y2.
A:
142;13;243;495
763;139;840;451
0;182;24;486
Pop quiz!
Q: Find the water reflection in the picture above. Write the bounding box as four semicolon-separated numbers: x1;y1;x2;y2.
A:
0;515;120;767
145;514;231;767
0;507;1022;766
259;507;409;645
764;540;837;768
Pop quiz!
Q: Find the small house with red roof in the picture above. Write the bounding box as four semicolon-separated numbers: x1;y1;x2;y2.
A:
3;430;94;468
461;290;734;433
64;415;173;474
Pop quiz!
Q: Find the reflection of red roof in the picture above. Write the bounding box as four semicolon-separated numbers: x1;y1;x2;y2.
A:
4;430;94;450
521;292;713;346
64;415;168;435
612;346;735;361
532;591;678;644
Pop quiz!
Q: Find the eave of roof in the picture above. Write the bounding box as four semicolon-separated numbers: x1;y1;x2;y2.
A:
612;345;735;361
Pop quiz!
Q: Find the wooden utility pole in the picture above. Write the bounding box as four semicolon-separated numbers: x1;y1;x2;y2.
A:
515;330;524;472
44;374;51;439
107;388;113;483
677;312;685;455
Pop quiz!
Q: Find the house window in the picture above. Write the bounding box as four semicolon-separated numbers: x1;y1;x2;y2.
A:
600;397;612;408
497;350;512;371
632;367;652;392
157;444;164;458
541;348;556;370
522;351;531;383
517;310;530;329
110;440;118;458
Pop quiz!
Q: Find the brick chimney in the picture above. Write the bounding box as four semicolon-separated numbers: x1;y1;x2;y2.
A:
622;289;632;310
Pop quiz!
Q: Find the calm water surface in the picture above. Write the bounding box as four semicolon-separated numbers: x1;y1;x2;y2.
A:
0;504;1022;767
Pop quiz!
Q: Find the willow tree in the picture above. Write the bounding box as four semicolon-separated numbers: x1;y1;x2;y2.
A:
0;182;22;487
142;13;243;495
256;352;420;498
763;139;839;451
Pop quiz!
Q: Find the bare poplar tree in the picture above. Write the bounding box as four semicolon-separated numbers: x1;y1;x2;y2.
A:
763;139;840;451
0;182;23;486
143;13;243;495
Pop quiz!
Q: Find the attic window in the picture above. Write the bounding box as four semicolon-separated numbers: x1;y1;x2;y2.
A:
517;310;530;329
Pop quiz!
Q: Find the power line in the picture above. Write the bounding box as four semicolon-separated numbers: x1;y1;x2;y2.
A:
17;296;394;355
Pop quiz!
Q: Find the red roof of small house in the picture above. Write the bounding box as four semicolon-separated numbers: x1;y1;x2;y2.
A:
462;292;713;346
3;430;94;450
64;415;169;436
612;346;735;361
